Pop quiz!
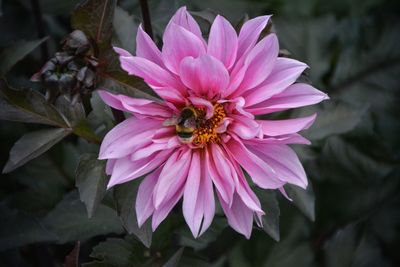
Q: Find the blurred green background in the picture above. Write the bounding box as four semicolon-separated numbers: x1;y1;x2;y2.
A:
0;0;399;266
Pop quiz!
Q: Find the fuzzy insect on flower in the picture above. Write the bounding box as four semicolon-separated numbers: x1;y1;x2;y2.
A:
98;6;329;238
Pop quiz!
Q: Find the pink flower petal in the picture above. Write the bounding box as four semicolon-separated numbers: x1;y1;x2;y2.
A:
259;114;316;136
98;90;172;118
162;23;206;74
179;55;229;97
229;114;262;140
188;96;214;119
218;192;254;239
243;57;308;106
107;149;173;189
136;167;162;226
153;149;192;208
207;15;238;69
225;137;285;189
207;144;235;207
246;83;329;115
183;151;215;237
244;134;311;145
99;117;160;159
229;34;279;97
249;144;308;188
168;6;203;40
152;184;184;231
237;15;272;60
119;56;185;91
136;25;164;66
114;47;132;57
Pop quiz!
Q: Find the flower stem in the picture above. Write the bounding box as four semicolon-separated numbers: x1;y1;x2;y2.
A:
139;0;154;39
30;0;48;62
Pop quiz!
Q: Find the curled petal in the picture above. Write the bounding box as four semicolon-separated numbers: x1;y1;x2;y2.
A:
162;23;206;74
179;55;229;97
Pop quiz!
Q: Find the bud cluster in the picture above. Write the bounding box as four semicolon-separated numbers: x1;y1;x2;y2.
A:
32;30;98;104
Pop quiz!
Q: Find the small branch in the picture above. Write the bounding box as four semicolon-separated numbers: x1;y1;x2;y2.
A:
139;0;154;39
30;0;49;62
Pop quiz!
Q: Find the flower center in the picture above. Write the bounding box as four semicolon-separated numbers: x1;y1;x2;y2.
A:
193;103;226;146
175;103;226;146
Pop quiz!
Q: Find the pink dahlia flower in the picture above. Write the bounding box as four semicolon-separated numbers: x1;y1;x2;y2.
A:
98;7;328;238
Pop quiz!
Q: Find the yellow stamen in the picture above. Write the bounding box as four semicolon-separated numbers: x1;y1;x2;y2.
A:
193;103;226;146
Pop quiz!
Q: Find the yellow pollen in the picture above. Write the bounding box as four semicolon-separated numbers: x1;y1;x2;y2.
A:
192;103;226;146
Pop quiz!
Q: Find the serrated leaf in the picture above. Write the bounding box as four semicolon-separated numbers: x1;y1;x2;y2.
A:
178;217;227;251
284;184;315;221
71;0;116;48
3;128;71;173
76;154;108;218
54;95;86;125
114;180;152;248
0;203;57;251
298;102;367;140
324;225;358;267
86;236;145;267
0;37;48;76
113;6;138;54
43;191;123;244
163;248;185;267
0;80;69;127
257;190;280;241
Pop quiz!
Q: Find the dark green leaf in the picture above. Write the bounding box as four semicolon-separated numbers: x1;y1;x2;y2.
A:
324;225;358;267
64;242;80;267
43;191;123;244
0;37;48;76
163;247;184;267
114;180;153;248
85;236;146;267
76;154;108;218
72;119;102;144
297;102;367;140
0;80;69;127
0;203;57;251
71;0;116;48
284;184;315;221
177;217;227;251
113;6;138;54
54;95;86;126
3;128;71;173
257;190;280;241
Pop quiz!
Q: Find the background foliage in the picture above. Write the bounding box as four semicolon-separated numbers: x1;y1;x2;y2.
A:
0;0;399;266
